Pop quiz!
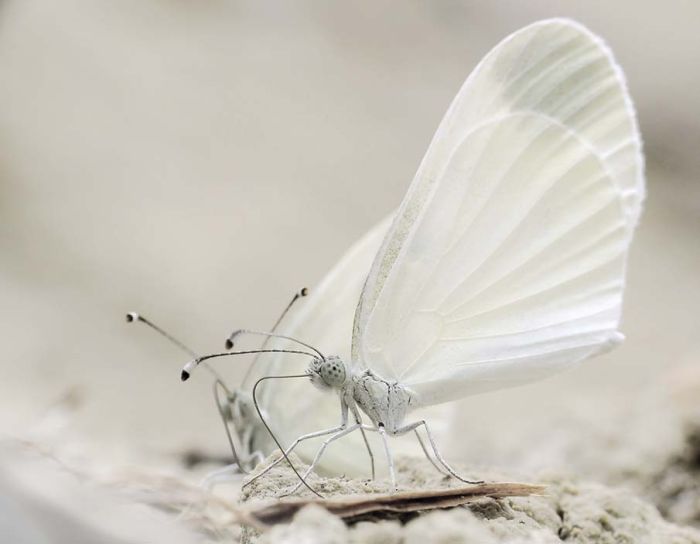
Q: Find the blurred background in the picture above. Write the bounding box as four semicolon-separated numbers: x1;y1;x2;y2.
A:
1;0;698;516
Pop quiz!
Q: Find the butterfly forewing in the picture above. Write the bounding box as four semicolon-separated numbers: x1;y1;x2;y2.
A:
252;218;391;476
352;19;643;407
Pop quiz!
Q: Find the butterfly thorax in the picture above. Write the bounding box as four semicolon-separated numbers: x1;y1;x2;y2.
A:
350;370;413;433
307;357;414;433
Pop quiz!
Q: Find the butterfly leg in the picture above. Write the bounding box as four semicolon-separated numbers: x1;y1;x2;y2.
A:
212;378;249;472
351;405;376;480
239;423;266;468
242;397;350;489
378;424;397;491
285;422;368;495
413;429;450;477
242;424;347;488
395;420;483;485
248;448;265;467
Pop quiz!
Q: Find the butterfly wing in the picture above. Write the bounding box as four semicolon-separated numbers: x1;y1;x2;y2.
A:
352;18;644;408
247;217;453;476
242;217;392;476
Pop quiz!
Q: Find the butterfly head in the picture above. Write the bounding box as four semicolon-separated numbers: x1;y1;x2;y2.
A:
307;355;347;390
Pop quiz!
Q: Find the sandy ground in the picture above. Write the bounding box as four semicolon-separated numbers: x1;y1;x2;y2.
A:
4;439;699;543
238;455;700;543
1;2;700;542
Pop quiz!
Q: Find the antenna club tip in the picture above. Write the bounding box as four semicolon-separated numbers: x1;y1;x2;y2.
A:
181;360;197;382
300;287;309;296
126;312;139;323
225;329;243;350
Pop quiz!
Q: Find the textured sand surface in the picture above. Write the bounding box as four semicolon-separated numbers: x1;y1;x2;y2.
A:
4;413;700;542
239;455;700;544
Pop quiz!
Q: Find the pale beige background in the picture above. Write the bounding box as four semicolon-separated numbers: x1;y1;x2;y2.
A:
1;1;698;476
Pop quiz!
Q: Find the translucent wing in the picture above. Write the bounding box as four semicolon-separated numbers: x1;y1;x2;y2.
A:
242;217;390;476
247;217;452;476
352;19;644;407
241;216;390;394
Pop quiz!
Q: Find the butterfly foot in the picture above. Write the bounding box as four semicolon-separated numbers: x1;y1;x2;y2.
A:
451;476;485;485
280;481;323;499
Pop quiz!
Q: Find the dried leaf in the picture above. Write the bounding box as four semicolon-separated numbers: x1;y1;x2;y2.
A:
240;482;546;528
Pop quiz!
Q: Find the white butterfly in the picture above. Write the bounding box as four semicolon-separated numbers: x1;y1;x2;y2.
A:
180;17;644;493
128;222;394;482
204;217;397;482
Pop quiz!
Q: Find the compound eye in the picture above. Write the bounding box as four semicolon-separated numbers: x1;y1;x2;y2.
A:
320;360;344;385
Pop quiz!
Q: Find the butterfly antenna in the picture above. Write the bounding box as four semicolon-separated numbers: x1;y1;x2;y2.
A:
251;374;323;498
126;312;197;357
226;330;324;360
270;287;308;332
229;287;311;385
126;312;225;382
180;349;319;382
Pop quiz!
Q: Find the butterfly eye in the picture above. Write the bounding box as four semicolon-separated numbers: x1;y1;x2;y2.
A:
319;357;346;387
